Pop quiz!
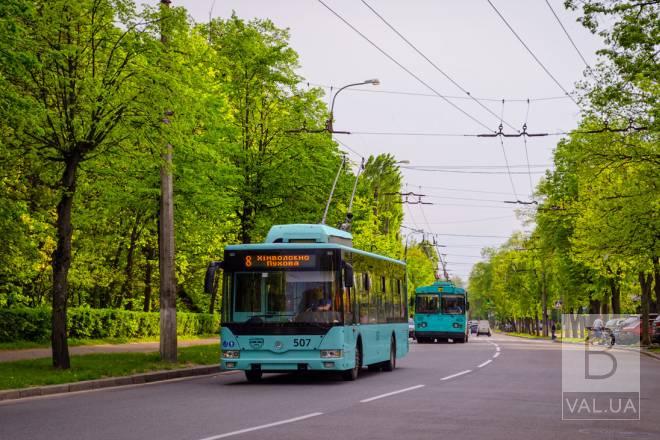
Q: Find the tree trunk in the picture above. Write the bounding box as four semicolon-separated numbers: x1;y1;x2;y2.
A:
534;312;540;337
577;314;585;339
541;275;548;337
239;205;254;244
143;245;154;312
609;278;621;315
104;235;125;308
570;310;578;339
209;274;218;315
120;213;142;310
51;154;81;369
653;256;660;314
639;271;652;346
600;301;608;318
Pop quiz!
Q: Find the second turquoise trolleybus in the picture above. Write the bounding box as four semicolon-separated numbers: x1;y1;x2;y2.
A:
414;280;469;343
205;224;409;382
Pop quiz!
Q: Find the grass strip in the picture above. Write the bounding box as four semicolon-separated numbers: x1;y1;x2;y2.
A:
0;334;218;351
0;344;219;390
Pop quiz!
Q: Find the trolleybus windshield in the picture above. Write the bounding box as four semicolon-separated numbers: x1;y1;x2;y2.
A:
222;250;341;326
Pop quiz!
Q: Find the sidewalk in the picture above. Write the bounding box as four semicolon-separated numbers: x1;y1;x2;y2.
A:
0;338;218;363
500;332;660;361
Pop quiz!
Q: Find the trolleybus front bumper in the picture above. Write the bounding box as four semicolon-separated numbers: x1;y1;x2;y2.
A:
415;331;465;340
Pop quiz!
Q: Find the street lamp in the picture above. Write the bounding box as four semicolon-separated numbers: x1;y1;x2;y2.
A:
326;79;380;133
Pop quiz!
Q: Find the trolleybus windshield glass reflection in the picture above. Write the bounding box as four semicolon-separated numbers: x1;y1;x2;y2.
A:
441;295;465;314
415;295;439;314
230;270;340;324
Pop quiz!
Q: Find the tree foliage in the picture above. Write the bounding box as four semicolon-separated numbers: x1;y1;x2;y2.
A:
471;1;659;343
0;3;422;365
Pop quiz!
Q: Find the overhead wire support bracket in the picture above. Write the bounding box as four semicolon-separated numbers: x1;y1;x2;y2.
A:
503;200;539;205
477;123;549;138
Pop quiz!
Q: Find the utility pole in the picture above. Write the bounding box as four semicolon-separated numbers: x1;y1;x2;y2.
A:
159;0;177;362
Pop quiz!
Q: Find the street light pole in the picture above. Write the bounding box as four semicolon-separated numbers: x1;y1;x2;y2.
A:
326;79;379;132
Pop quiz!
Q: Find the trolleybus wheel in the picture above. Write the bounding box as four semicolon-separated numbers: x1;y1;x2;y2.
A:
342;343;361;381
382;337;396;372
245;370;262;383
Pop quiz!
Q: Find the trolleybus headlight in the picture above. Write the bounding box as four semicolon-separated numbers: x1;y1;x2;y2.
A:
320;350;342;358
222;350;240;359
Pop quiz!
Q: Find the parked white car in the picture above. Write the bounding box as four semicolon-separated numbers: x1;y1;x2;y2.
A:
477;320;491;336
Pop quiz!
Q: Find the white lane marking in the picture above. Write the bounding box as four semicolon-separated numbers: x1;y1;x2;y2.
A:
493;352;500;358
441;370;472;381
496;346;500;352
198;412;323;440
360;384;425;403
478;359;492;368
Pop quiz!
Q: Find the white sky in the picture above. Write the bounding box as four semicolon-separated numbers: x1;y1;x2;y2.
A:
162;0;603;280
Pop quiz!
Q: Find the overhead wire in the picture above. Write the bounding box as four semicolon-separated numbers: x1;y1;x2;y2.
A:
403;214;515;225
486;0;579;106
401;225;511;239
359;0;519;132
405;183;526;196
401;163;551;169
315;0;496;132
400;166;546;175
335;138;365;160
544;0;591;69
304;82;573;103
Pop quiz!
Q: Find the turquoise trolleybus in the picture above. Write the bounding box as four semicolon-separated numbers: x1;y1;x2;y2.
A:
205;224;409;382
414;280;469;343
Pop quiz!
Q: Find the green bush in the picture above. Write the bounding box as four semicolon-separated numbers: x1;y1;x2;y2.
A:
0;307;220;342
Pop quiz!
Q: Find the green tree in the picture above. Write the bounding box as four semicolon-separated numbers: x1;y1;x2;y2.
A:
208;15;341;244
0;0;184;367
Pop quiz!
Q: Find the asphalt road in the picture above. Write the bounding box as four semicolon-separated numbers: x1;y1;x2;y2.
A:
1;334;658;440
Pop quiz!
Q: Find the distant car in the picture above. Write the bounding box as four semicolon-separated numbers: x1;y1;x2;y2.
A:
470;323;478;334
605;318;625;331
408;318;415;340
477;320;491;337
653;315;660;344
612;315;638;343
616;315;655;345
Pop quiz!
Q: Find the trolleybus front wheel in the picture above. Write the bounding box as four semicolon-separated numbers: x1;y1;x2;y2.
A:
382;336;396;372
342;343;362;381
245;370;262;383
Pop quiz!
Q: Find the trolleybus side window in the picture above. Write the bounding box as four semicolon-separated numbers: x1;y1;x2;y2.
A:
395;279;403;320
359;272;370;323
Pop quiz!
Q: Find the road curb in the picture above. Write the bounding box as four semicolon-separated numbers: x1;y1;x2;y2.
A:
641;350;660;361
552;339;660;361
0;365;220;402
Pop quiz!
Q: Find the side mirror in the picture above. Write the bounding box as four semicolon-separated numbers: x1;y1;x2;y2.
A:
343;262;354;288
466;301;470;311
204;261;224;294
